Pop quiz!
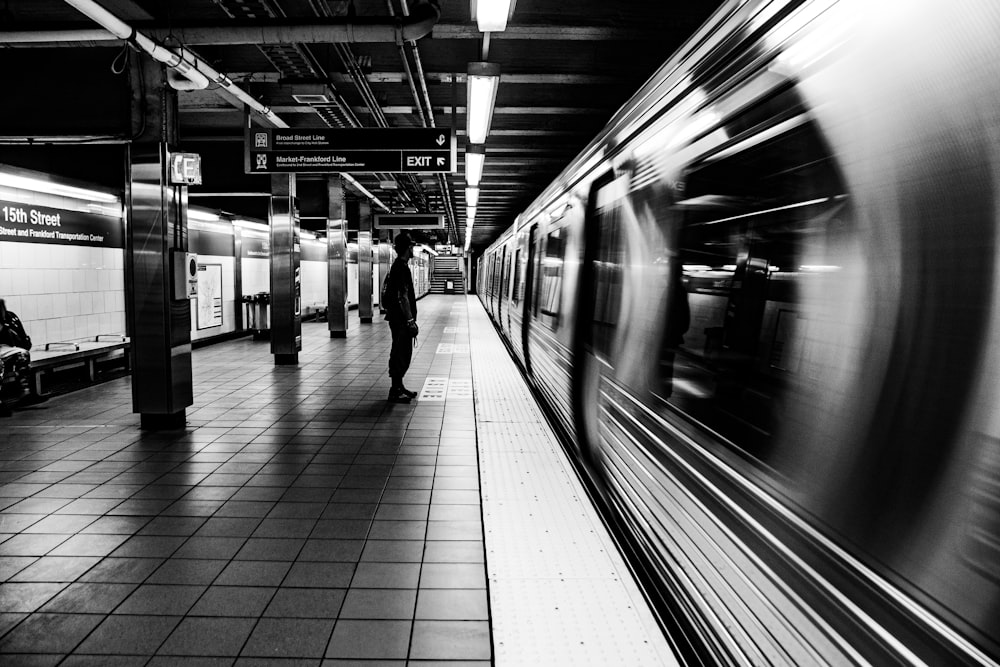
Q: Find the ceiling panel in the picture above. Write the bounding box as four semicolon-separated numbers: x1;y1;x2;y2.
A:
0;0;725;250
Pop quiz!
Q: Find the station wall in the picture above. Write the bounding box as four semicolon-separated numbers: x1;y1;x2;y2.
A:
1;169;431;351
0;184;126;350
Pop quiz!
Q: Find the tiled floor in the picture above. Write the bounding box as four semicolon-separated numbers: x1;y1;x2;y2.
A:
0;295;490;666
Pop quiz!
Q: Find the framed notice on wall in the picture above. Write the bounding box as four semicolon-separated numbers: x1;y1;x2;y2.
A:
196;263;224;329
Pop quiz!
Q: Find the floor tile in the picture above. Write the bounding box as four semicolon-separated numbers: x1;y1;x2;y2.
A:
422;541;484;564
324;620;411;659
115;584;206;615
0;611;104;654
241;618;334;658
76;614;182;654
408;620;491;661
146;559;228;585
38;582;136;613
158;616;256;656
171;536;246;560
0;534;69;557
235;538;304;561
339;588;416;620
283;562;354;588
7;556;101;583
297;539;364;562
0;556;37;581
214;560;291;587
46;533;130;557
189;586;275;617
419;563;485;589
109;535;186;559
415;589;489;620
78;557;163;583
0;582;67;612
350;563;419;589
264;588;345;619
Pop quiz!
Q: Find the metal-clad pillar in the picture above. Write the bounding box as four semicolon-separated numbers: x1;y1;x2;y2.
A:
126;55;192;430
358;200;374;323
327;177;348;338
269;174;301;364
233;224;244;330
378;235;391;315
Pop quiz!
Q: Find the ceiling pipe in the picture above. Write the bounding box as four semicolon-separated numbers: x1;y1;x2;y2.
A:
61;0;287;128
7;1;441;47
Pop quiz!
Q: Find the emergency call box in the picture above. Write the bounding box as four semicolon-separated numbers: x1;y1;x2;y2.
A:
172;251;198;300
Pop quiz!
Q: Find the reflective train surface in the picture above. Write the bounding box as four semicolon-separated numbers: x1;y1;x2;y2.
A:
477;0;1000;664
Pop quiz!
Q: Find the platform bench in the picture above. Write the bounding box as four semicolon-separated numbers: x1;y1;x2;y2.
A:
28;335;131;397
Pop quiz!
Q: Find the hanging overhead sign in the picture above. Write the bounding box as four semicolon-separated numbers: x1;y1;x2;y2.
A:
246;128;456;174
374;213;445;229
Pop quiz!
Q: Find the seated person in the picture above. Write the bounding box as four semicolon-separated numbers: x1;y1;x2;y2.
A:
0;298;31;417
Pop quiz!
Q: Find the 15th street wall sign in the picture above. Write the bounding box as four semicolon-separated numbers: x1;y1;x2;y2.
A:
245;127;456;174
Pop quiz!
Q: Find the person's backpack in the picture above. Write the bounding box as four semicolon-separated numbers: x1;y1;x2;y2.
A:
380;273;392;315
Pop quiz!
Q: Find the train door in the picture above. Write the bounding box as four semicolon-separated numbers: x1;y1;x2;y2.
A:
522;224;539;375
496;245;507;321
573;171;625;467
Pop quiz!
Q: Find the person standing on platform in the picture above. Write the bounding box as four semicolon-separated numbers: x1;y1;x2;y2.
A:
0;298;32;417
384;232;420;402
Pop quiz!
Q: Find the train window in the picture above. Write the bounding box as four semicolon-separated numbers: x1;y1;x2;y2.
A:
503;251;512;300
592;180;628;363
653;105;850;462
539;227;565;328
512;248;522;304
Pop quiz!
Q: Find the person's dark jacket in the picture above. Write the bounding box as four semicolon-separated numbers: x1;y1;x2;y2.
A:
0;311;31;351
384;258;417;323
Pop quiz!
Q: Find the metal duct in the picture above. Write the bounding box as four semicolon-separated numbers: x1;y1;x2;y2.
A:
7;1;442;47
61;0;287;127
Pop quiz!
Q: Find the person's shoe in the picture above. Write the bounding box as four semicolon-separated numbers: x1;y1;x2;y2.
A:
387;387;412;403
399;386;418;399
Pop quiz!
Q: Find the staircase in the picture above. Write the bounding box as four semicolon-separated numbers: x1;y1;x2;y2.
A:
430;256;465;294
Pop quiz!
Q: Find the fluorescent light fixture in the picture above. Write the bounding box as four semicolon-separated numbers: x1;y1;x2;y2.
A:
188;218;234;235
0;171;119;203
342;173;390;212
187;208;221;222
467;205;477;220
467;62;500;144
233;218;269;233
465;145;485;187
465;187;480;208
473;0;515;32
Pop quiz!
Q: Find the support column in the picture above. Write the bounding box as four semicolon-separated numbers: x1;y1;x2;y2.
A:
358;200;374;323
269;174;301;364
233;225;245;330
126;55;192;430
327;177;348;338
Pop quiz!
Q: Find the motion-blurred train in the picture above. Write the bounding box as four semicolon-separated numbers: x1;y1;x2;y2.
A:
477;0;1000;664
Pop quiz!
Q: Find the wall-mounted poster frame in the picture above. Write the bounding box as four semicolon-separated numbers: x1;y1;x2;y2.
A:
196;263;224;329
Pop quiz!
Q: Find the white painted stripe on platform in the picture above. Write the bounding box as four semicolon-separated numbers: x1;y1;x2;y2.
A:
436;343;471;355
468;295;677;667
419;376;448;401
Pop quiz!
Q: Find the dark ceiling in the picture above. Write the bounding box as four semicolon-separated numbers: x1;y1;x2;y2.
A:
0;0;723;251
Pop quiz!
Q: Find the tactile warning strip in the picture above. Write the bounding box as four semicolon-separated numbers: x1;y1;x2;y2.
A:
468;297;678;666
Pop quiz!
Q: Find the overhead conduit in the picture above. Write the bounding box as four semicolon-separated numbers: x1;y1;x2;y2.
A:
44;0;440;212
48;0;442;128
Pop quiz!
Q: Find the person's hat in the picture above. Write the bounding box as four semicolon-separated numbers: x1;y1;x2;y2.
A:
393;232;416;251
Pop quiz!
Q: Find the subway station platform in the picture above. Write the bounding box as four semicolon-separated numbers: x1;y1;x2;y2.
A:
0;295;674;666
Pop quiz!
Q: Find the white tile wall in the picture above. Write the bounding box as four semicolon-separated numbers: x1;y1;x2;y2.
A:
0;241;126;349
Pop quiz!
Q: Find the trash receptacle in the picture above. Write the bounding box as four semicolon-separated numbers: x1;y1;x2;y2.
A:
243;292;270;340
